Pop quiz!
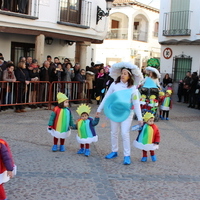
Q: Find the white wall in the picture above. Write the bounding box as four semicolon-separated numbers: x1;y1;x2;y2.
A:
0;33;75;65
160;45;200;75
0;0;110;41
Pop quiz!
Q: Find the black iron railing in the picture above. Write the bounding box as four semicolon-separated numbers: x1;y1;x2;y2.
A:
163;10;192;36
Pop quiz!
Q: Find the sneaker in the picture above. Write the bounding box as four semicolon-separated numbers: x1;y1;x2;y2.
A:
141;157;147;162
52;145;58;152
84;149;90;157
123;156;131;165
20;109;26;112
166;118;170;120
105;152;118;159
151;155;157;162
161;116;164;120
77;148;85;154
60;145;65;152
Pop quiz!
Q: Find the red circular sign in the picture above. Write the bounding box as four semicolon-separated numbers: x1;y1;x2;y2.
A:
163;48;173;59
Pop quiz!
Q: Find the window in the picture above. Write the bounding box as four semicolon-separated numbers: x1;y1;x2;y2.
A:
59;0;81;24
153;22;159;37
0;0;39;17
163;0;191;36
11;42;35;66
58;0;92;27
172;55;192;82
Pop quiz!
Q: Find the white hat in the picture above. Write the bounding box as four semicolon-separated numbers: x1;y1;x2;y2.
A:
146;66;161;78
95;61;103;65
109;62;144;86
86;71;94;75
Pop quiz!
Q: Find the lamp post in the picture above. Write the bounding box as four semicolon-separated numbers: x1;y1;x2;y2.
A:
96;0;114;24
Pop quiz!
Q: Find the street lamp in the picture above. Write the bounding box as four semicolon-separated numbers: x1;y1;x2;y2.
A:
96;0;114;24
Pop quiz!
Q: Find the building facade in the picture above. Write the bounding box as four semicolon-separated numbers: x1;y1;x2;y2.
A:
0;0;110;67
92;0;160;68
159;0;200;83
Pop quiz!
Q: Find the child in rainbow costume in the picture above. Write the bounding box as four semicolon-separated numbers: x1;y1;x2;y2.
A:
160;90;172;120
0;139;16;200
75;104;99;157
48;92;75;152
133;112;160;162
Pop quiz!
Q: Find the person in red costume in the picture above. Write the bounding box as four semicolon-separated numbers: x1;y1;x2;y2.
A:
0;139;16;200
133;112;160;162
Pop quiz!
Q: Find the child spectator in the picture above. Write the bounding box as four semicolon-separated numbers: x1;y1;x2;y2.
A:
48;92;75;152
75;104;99;156
133;112;160;162
160;90;172;120
0;139;16;200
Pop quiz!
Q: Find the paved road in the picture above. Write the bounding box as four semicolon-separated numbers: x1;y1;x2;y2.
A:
1;100;200;200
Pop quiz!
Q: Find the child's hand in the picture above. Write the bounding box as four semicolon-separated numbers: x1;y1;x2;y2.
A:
138;120;143;126
7;171;14;178
95;112;100;118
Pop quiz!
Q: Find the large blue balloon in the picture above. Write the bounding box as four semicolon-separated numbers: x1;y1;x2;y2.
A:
104;89;132;122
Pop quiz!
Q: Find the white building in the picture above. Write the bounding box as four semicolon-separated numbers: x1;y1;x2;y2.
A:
159;0;200;83
92;0;160;68
0;0;111;67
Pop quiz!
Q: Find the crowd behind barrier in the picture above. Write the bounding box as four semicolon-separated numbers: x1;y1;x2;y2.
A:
0;81;89;110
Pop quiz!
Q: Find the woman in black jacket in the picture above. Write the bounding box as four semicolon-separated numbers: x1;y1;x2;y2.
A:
94;68;108;105
14;61;30;113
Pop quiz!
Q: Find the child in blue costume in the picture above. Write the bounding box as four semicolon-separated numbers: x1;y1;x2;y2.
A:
160;90;172;120
133;112;160;162
48;92;75;152
75;104;99;156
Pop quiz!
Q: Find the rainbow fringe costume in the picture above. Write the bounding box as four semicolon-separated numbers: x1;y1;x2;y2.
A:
48;106;74;139
133;123;160;151
76;117;99;144
160;96;171;111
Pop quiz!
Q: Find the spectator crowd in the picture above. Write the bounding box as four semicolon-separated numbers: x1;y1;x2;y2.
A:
1;52;200;113
0;53;114;113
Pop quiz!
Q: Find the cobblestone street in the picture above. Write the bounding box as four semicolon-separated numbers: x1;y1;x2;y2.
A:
1;100;200;200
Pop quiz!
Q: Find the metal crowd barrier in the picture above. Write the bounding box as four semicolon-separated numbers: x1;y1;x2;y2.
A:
0;81;89;110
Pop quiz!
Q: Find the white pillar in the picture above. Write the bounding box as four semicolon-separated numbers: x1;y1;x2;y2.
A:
128;13;133;41
79;41;91;69
35;34;45;66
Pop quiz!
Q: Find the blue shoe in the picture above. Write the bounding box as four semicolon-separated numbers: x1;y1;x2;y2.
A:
159;115;162;118
52;145;58;152
60;145;65;152
105;152;118;159
151;155;157;162
161;116;164;120
166;118;170;120
77;148;85;154
84;149;90;157
141;157;147;162
123;156;131;165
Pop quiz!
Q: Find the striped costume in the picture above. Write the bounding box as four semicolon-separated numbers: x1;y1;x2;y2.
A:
48;106;74;138
133;123;160;151
76;117;99;144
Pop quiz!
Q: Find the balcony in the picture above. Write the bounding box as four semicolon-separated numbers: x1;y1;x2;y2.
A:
0;0;39;19
153;31;158;37
58;0;92;28
133;30;148;42
106;28;128;39
163;10;192;36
